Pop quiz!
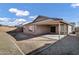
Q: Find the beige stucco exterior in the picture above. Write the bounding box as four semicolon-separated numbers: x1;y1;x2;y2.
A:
23;24;50;35
68;25;73;34
59;24;68;34
23;24;34;34
75;27;79;37
34;25;50;35
23;23;71;35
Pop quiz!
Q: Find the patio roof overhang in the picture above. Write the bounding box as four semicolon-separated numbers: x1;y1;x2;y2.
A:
32;19;64;25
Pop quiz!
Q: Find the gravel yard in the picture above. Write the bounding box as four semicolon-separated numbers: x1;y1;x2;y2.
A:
30;35;79;55
0;31;78;55
8;32;67;54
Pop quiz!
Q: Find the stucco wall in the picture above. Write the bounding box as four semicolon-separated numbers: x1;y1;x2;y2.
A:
23;25;51;35
75;27;79;37
23;24;35;34
60;24;68;34
23;24;72;35
56;24;68;34
68;25;72;34
34;25;50;35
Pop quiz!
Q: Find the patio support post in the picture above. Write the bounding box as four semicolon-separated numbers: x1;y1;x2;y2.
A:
64;24;65;35
58;23;61;40
33;24;35;32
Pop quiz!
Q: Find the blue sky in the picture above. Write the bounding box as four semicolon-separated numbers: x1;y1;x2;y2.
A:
0;3;79;26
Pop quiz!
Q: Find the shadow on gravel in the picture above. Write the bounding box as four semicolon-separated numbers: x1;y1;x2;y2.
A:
27;35;79;55
7;29;58;41
26;43;52;55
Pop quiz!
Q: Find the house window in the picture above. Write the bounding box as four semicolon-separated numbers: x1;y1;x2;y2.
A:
28;26;34;32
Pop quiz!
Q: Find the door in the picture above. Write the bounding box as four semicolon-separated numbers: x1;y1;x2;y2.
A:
50;26;56;33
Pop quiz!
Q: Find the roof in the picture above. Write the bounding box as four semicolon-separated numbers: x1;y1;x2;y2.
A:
24;15;73;26
32;15;63;23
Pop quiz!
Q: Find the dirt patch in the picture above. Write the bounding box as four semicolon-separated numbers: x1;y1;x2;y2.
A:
0;32;23;55
0;26;16;32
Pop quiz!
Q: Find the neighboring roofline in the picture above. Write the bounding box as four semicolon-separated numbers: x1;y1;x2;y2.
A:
60;20;73;26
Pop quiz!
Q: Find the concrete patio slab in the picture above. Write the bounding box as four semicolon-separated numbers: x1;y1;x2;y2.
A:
16;36;57;54
42;34;66;40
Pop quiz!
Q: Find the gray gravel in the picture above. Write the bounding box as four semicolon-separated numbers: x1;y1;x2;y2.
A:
31;35;79;55
8;32;34;41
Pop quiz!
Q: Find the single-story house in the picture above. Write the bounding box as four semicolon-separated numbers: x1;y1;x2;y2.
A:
23;16;74;35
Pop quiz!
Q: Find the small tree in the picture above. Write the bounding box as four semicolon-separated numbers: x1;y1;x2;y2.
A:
70;22;76;26
76;22;79;27
0;24;2;26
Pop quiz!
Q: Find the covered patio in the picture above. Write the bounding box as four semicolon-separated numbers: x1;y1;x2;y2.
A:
33;19;68;35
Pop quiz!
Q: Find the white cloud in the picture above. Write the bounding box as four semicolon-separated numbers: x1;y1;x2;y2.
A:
0;17;28;26
14;19;29;25
0;17;11;22
9;8;30;16
29;15;38;21
29;15;37;19
9;8;17;13
71;3;79;8
14;19;26;23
